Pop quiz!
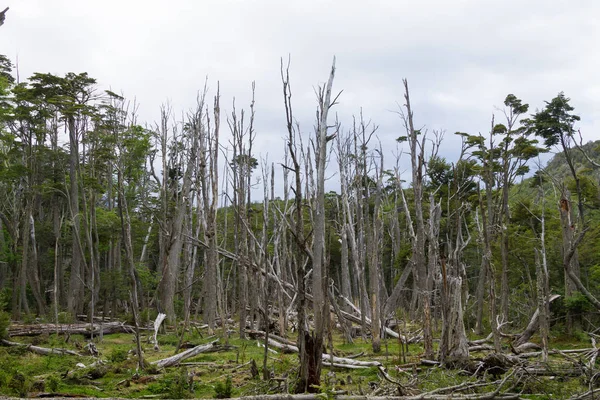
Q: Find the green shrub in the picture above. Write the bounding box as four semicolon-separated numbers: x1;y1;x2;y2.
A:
108;348;128;363
8;371;29;397
147;368;192;399
144;363;160;375
57;311;74;324
0;370;8;390
214;375;233;399
565;292;591;314
46;374;60;393
0;310;10;340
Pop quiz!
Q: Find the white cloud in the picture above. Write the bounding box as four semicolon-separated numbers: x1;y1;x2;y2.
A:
1;0;598;195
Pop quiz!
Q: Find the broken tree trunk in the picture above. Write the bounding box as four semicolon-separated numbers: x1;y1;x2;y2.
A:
438;276;469;366
1;339;82;356
256;335;382;369
8;321;137;337
513;294;560;349
152;339;220;368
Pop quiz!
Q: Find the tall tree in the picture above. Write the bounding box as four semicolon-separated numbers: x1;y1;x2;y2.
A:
525;94;600;318
495;94;541;321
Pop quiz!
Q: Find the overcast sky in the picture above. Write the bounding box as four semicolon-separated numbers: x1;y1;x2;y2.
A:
1;0;599;194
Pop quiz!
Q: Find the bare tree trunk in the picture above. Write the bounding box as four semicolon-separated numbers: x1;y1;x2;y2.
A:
27;207;45;315
478;183;501;352
336;132;367;337
401;80;432;358
369;143;384;353
538;186;550;361
473;254;487;335
205;89;221;331
156;106;196;323
310;56;336;390
67;116;84;316
228;90;254;338
384;167;416;317
500;174;510;322
439;206;469;365
117;159;144;370
559;190;580;332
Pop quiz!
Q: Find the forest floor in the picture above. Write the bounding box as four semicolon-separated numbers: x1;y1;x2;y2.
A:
0;321;595;399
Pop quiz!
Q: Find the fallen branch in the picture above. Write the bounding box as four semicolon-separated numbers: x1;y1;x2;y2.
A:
257;336;383;369
152;339;220;368
1;339;82;356
8;321;138;338
513;294;560;348
229;393;520;400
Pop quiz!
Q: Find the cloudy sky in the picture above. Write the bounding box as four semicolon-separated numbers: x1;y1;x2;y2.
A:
1;0;599;193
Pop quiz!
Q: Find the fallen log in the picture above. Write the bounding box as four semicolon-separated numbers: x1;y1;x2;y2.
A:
263;338;297;354
326;363;370;370
468;345;494;352
338;309;421;343
262;336;383;369
511;342;541;354
323;353;381;367
8;321;138;338
513;294;560;348
152;339;220;368
468;333;493;346
228;393;520;400
517;347;594;359
1;339;82;356
246;329;297;346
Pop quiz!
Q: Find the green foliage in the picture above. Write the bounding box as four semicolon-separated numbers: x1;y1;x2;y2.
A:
214;375;233;399
568;174;600;209
525;92;580;148
108;348;128;363
8;371;29;397
564;292;591;314
0;310;9;339
148;367;192;399
57;311;74;324
46;373;61;393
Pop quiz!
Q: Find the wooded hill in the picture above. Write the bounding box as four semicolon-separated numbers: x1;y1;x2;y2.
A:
1;55;600;398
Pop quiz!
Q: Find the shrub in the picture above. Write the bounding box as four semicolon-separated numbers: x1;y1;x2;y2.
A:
46;374;61;393
214;375;233;399
0;310;10;340
108;348;128;363
8;371;29;397
147;368;192;399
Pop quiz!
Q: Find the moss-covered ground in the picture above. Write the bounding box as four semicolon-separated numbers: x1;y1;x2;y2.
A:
0;325;594;399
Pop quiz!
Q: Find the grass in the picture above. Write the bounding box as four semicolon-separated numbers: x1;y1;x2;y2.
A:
0;327;593;398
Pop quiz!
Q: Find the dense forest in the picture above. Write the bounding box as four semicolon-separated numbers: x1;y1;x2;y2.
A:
1;51;600;399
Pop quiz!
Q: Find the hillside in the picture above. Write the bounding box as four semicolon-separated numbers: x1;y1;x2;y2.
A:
543;139;600;182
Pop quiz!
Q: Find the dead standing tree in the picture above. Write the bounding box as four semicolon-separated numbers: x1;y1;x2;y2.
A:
369;141;384;353
438;202;470;365
312;57;338;388
228;90;256;338
397;80;434;358
281;57;338;393
152;106;193;323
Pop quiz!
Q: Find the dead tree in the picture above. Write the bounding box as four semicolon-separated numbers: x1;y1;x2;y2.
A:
201;86;221;332
336;129;369;339
399;80;433;358
154;105;195;323
228;90;256;338
439;203;470;366
281;58;310;392
369;142;384;353
311;56;338;388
